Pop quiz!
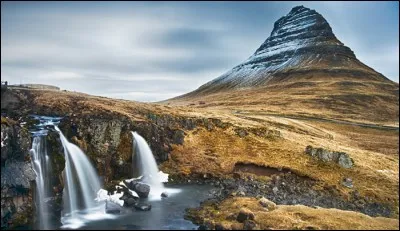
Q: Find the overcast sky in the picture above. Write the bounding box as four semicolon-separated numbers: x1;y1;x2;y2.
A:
1;1;399;102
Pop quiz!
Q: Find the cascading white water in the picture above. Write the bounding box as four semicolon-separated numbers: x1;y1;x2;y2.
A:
55;126;107;228
131;132;166;196
30;135;51;230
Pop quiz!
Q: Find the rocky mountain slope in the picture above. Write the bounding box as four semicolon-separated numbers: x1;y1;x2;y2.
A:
168;6;399;124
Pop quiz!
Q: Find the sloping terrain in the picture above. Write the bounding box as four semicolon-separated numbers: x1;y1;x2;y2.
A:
166;6;399;124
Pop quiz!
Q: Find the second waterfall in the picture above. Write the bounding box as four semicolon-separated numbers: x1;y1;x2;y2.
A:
55;126;112;229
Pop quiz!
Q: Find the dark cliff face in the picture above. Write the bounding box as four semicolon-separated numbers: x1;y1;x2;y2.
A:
56;113;228;184
181;5;390;96
1;119;35;229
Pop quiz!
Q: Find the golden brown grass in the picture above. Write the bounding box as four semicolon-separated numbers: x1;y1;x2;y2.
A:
167;79;399;125
11;88;399;214
192;197;399;230
160;122;399;207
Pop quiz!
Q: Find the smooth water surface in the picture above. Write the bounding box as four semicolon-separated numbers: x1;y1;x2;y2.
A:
61;184;215;230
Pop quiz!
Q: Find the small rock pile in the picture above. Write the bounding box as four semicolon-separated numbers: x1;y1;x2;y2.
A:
305;145;354;168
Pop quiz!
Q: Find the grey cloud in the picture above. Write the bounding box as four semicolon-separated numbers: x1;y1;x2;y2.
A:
1;1;398;102
145;28;223;49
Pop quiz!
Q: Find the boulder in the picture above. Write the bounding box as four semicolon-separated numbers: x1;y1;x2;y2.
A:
236;208;255;223
105;201;121;214
133;182;151;198
272;187;279;194
243;220;257;230
215;222;231;230
124;179;139;191
338;153;354;169
258;197;277;211
161;192;169;198
342;178;353;188
124;198;137;207
235;128;248;138
134;202;152;211
305;145;353;168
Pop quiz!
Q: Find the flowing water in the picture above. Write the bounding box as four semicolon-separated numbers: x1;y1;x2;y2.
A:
62;184;215;230
131;132;181;200
29;115;62;230
30;136;50;229
55;126;113;229
27;116;214;230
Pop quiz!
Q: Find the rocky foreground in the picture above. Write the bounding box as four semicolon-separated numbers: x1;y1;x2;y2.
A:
185;197;399;230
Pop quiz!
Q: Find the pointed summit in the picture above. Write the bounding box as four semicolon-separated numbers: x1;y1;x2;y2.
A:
167;6;398;124
180;5;390;94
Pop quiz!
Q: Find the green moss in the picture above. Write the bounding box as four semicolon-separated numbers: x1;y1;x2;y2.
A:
1;116;17;126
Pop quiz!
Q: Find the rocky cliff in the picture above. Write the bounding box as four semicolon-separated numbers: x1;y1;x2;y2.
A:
1;118;35;229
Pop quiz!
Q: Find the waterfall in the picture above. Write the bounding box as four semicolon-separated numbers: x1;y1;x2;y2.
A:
131;132;166;195
55;126;106;228
28;116;114;229
30;135;51;230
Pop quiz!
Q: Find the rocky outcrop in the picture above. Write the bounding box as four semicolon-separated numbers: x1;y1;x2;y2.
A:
1;119;34;229
184;173;392;218
1;119;31;165
55;111;237;184
258;197;277;211
236;208;255;223
57;115;186;183
305;145;354;168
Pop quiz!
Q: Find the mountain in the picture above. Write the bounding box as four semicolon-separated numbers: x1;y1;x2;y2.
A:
167;5;399;124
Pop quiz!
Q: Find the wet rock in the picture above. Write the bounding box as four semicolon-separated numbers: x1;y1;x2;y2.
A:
105;201;121;214
133;182;150;198
124;179;139;191
259;197;277;211
236;208;255;223
243;220;257;230
161;192;169;198
124;198;137;207
272;187;279;194
342;178;353;188
1;161;36;189
134;202;152;211
1;121;35;229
